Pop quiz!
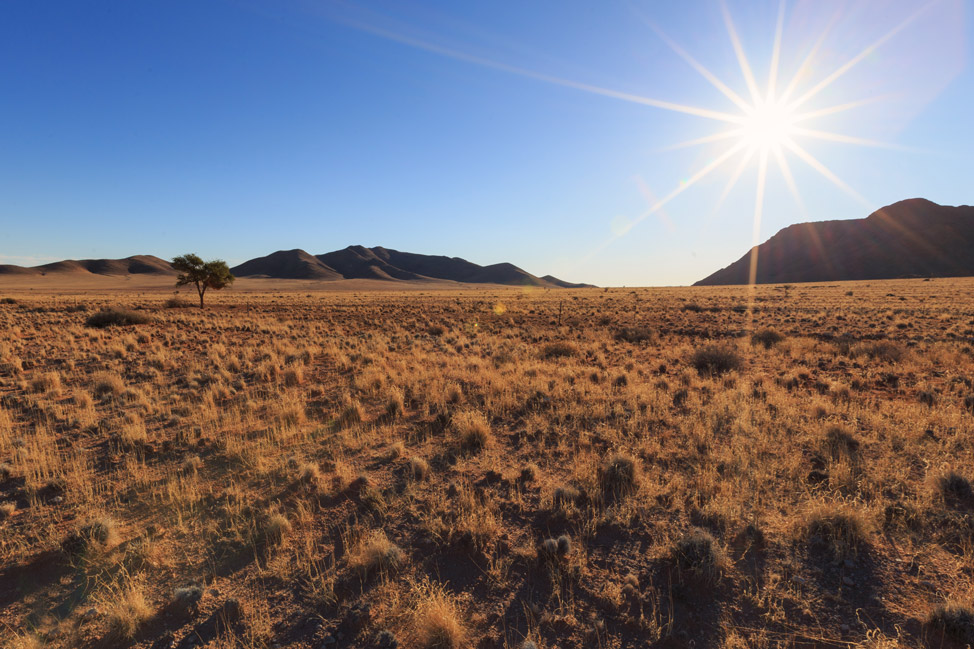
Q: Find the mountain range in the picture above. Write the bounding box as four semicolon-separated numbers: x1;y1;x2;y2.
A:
0;246;592;288
695;198;974;285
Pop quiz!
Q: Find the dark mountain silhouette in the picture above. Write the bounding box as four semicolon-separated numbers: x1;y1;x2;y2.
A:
232;246;587;287
541;274;596;289
0;248;592;288
229;249;342;280
695;198;974;286
0;255;176;276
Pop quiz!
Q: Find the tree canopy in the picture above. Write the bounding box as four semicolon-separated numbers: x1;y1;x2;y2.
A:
172;254;234;308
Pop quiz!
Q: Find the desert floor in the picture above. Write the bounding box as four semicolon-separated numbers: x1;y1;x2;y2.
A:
2;278;974;648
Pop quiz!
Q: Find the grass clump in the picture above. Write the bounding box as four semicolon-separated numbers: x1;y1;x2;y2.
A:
690;344;742;376
823;425;860;461
262;512;291;546
615;326;655;343
409;456;429;481
927;603;974;645
410;581;467;649
673;528;722;584
751;328;784;349
347;530;404;577
85;308;153;328
857;341;905;363
452;410;490;453
935;471;973;502
103;582;153;640
805;504;869;559
599;453;637;501
541;341;578;359
63;517;120;557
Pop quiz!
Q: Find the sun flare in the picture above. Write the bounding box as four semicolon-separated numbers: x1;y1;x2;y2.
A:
739;98;797;152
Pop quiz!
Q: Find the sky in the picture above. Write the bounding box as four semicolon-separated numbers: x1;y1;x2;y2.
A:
0;0;970;286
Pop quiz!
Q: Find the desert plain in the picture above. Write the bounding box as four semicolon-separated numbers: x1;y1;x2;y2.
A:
2;277;974;649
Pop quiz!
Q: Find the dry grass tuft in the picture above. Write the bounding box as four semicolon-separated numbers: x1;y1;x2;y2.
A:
85;308;153;328
927;603;974;644
690;343;742;376
672;528;722;584
409;456;429;481
452;410;490;453
751;328;784;348
805;504;870;559
409;581;467;649
599;453;637;501
347;530;403;577
103;581;153;639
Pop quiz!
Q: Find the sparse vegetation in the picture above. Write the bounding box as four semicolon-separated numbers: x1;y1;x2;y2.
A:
1;280;973;648
84;307;152;328
690;343;742;376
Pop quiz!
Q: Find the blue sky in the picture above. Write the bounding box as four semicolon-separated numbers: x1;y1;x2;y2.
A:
1;0;970;286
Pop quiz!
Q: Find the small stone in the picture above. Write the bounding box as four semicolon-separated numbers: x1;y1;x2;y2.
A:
51;496;64;504
843;559;856;569
840;624;850;633
83;606;99;619
791;576;806;585
320;634;336;646
842;576;855;587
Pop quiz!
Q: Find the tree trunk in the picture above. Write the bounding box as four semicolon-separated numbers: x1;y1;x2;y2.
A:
197;283;205;309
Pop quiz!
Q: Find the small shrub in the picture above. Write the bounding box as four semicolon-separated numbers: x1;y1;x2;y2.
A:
0;501;15;520
92;372;125;399
927;603;974;645
857;341;905;363
615;326;655;343
347;530;403;577
452;410;490;453
690;344;742;376
0;297;17;305
805;505;869;559
164;296;190;308
541;342;578;359
262;512;290;546
427;324;446;336
552;485;580;508
339;400;365;428
936;471;973;502
64;517;120;556
173;585;203;611
599;454;637;501
104;582;152;639
411;581;467;649
823;425;859;461
85;308;153;328
384;388;404;420
751;328;784;349
29;371;61;394
673;528;722;583
282;366;305;387
409;457;429;481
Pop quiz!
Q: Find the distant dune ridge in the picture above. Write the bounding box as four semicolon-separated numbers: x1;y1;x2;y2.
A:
0;247;591;288
0;255;176;277
230;245;591;287
695;198;974;286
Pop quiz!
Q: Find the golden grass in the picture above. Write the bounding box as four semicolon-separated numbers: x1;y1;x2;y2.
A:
1;279;974;647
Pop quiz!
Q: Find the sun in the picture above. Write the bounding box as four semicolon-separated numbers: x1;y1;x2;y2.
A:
739;97;797;152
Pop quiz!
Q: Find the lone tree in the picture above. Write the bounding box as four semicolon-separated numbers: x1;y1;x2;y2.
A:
172;254;234;308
